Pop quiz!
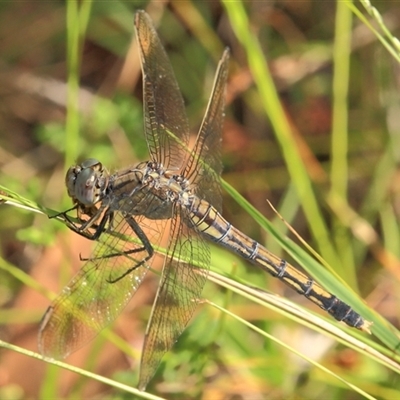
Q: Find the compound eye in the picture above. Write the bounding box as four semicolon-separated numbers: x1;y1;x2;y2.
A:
65;165;81;198
74;167;99;206
81;158;102;170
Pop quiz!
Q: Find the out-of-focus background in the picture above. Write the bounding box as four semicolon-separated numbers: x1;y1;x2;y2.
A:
1;1;400;398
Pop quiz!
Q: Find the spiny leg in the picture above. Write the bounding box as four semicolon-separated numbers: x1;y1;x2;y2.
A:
106;215;155;284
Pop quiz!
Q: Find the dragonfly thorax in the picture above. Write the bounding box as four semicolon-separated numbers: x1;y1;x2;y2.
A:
106;161;193;219
65;158;109;207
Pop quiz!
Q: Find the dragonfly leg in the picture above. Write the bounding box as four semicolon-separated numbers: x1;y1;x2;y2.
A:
79;244;148;262
106;215;155;283
49;204;77;219
59;206;111;240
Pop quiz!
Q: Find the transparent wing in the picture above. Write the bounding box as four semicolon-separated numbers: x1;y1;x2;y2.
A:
38;211;168;359
138;209;209;390
135;10;190;170
184;49;230;212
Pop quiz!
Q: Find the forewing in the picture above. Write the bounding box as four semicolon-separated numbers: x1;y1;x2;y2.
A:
38;211;167;359
138;209;210;390
184;49;230;212
134;10;190;169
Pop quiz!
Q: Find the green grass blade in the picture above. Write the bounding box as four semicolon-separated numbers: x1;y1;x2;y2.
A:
222;0;341;270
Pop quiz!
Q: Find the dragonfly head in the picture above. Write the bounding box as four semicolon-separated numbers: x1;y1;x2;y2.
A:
65;158;109;206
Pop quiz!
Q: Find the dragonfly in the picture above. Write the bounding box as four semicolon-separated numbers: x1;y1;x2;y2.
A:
38;10;371;390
